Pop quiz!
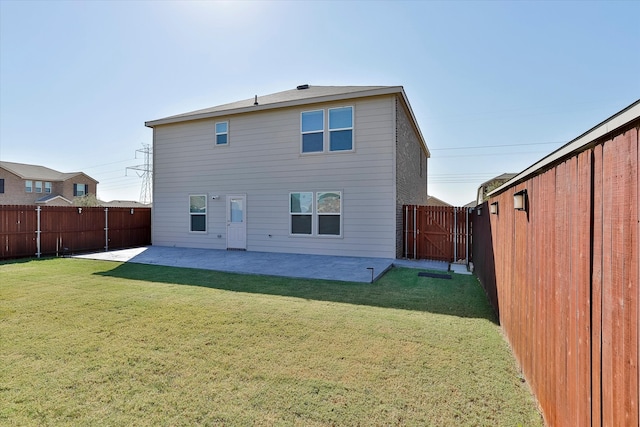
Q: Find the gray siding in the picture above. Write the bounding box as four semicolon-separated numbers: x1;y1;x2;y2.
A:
152;96;399;258
395;99;428;257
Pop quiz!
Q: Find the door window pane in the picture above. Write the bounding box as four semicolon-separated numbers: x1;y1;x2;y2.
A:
230;199;243;223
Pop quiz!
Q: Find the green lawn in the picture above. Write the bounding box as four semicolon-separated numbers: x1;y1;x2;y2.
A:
0;258;542;426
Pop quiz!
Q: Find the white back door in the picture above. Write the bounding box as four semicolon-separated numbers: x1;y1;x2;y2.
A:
226;194;247;250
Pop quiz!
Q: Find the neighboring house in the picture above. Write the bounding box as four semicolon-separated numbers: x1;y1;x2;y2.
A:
425;195;452;207
145;85;430;259
476;173;517;205
0;161;98;206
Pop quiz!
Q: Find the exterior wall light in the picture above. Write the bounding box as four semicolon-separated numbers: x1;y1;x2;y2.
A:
476;206;482;216
490;202;498;215
78;207;82;214
514;189;527;211
130;208;135;215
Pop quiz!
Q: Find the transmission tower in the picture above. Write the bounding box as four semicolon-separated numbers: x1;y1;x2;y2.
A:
126;144;153;204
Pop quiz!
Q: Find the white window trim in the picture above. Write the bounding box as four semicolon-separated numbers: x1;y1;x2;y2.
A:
25;180;32;193
215;121;229;146
328;106;354;153
300;107;354;154
189;194;208;233
289;191;343;238
45;182;52;194
300;109;324;154
289;191;313;236
316;191;342;237
35;181;43;193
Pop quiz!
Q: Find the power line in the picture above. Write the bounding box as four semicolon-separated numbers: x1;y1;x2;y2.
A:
430;141;565;151
434;150;548;159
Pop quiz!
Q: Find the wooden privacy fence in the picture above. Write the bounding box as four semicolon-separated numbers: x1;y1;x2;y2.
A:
403;205;471;262
0;205;151;259
473;122;638;425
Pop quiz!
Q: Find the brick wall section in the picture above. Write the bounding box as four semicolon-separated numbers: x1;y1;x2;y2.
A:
0;171;31;204
0;170;97;205
395;97;428;258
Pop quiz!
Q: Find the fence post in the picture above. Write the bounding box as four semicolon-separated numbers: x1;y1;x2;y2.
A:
453;207;457;263
404;205;408;258
465;207;469;265
104;208;109;252
413;205;417;260
36;206;41;258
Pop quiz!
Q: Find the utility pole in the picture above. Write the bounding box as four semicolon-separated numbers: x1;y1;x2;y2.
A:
126;144;153;205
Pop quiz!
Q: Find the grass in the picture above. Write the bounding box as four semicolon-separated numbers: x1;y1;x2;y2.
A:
0;258;542;426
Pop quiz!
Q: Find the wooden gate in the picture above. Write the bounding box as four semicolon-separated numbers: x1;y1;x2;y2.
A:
403;205;471;262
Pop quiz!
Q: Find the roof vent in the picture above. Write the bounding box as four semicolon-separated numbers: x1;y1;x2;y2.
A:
254;95;258;106
296;84;309;90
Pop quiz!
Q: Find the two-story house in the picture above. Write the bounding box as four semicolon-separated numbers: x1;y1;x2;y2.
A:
0;161;98;206
145;85;429;259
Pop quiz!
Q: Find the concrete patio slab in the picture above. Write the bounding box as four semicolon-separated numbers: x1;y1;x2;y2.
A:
74;246;395;283
392;258;450;272
449;263;472;275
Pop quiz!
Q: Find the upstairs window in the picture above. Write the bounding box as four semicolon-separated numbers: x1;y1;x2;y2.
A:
215;121;228;145
0;179;4;194
45;182;52;194
35;181;43;193
74;184;88;197
25;180;32;192
189;195;207;232
328;107;353;151
301;107;353;153
301;110;324;153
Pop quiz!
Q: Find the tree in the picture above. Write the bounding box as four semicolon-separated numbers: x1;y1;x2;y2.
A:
73;193;101;207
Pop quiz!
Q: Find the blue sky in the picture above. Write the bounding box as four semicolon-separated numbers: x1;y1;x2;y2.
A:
1;0;638;205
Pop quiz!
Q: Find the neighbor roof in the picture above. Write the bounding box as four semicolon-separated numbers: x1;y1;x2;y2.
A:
0;161;97;183
36;194;73;204
145;85;429;156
